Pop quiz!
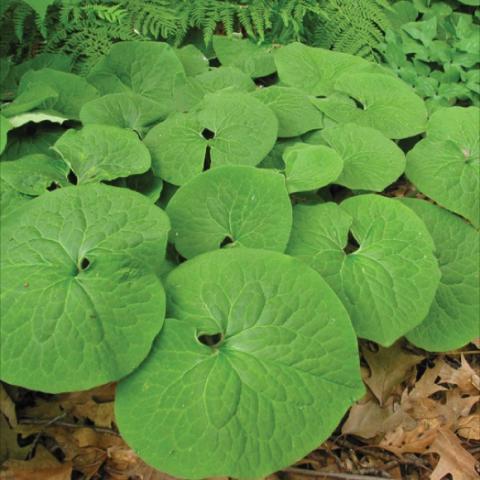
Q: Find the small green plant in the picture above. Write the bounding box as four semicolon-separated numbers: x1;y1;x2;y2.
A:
380;0;480;111
1;39;479;478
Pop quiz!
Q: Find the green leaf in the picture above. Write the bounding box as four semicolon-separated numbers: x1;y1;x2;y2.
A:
0;178;31;219
113;170;163;202
0;184;170;393
53;125;151;185
7;112;69;129
286;195;440;346
174;45;209;77
402;17;438;46
212;35;276;78
283;144;343;193
116;248;364;479
401;199;480;352
79;93;166;136
16;69;99;121
1;84;59;117
0;116;12;155
174;66;255;112
253;86;324;137
0;154;69;195
144;92;278;185
88;41;185;114
166;165;292;258
405;106;479;227
274;43;375;96
319;123;406;191
314;73;427;139
1;124;64;161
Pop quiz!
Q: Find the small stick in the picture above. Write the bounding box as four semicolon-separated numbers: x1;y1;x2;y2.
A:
284;467;389;480
19;417;120;436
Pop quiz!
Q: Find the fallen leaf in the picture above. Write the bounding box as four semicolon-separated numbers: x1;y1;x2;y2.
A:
362;341;424;405
342;394;394;438
438;355;480;395
430;427;479;480
457;414;480;440
0;385;17;428
0;445;72;480
0;415;31;463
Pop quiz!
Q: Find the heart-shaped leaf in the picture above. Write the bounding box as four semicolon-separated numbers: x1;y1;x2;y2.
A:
254;86;324;137
13;68;99;120
212;35;276;78
166;165;292;258
405;107;479;227
0;154;68;196
174;66;255;112
174;45;209;76
0;184;170;393
1;124;63;161
283;143;343;193
318;123;406;191
274;43;372;96
80;93;166;136
116;248;364;479
54;125;151;184
287;194;440;346
314;73;427;139
88;41;185;113
401;199;480;351
144;92;278;185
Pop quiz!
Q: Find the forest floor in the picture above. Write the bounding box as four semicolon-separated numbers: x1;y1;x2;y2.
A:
1;339;479;480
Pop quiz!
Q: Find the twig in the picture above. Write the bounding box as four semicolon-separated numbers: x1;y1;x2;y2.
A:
445;350;480;355
19;417;120;436
27;412;67;459
284;467;389;480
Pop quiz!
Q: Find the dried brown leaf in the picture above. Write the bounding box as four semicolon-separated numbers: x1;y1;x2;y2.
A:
0;445;72;480
457;414;480;440
362;341;424;405
430;427;479;480
0;385;17;428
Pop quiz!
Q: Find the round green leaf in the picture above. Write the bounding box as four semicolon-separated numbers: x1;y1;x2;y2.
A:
254;86;324;137
144;92;278;185
174;44;209;76
174;66;255;112
274;43;371;96
405;107;479;227
287;195;440;346
0;184;170;393
0;178;31;219
319;123;406;191
283;143;343;193
53;125;151;185
166;165;292;258
212;35;276;78
401;199;480;351
116;248;364;479
315;73;428;139
80;93;166;136
87;41;185;114
1;84;59;118
1;124;64;161
15;68;99;120
0;154;69;195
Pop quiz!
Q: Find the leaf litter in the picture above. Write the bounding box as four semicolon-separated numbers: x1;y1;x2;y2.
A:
1;341;478;479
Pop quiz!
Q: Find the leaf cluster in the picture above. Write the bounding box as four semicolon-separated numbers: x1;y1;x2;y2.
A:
0;38;479;478
380;0;480;112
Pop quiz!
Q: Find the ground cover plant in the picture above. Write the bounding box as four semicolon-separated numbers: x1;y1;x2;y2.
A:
0;33;479;480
